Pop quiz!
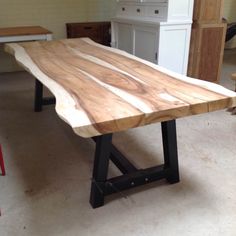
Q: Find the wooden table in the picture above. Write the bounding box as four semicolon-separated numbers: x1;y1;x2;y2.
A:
0;26;52;43
5;38;236;208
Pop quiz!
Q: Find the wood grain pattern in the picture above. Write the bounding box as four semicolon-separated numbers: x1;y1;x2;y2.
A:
188;22;227;83
232;73;236;82
5;38;236;137
0;26;51;37
193;0;224;24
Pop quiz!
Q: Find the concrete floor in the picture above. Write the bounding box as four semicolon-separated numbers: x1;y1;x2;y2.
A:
0;52;236;236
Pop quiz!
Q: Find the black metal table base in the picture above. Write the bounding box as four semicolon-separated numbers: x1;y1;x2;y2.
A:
34;79;55;112
34;79;180;209
90;120;179;208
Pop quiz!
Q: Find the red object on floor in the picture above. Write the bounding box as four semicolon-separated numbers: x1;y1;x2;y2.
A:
0;145;6;176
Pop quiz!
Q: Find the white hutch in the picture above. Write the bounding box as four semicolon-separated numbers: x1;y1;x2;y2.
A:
111;0;194;75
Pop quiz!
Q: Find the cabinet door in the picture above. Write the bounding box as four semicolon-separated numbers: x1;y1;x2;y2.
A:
117;23;133;54
134;26;158;63
188;23;226;82
158;24;191;75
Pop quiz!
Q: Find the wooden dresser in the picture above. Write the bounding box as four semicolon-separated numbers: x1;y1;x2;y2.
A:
66;22;111;46
188;0;226;83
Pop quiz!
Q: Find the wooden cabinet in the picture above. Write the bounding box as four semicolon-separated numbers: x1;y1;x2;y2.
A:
66;22;111;46
193;0;224;23
187;0;225;83
188;23;226;82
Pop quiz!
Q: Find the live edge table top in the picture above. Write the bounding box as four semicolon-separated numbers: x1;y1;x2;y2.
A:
5;38;236;138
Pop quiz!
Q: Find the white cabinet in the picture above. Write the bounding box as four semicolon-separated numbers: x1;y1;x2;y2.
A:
112;0;194;75
116;23;134;54
112;21;191;74
134;26;158;63
116;4;168;22
116;0;194;22
158;24;191;74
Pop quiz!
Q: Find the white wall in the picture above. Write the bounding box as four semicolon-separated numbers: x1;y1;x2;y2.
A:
224;0;236;48
87;0;116;22
224;0;236;22
0;0;117;72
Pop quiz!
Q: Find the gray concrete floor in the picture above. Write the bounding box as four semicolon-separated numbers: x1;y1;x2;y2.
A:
0;52;236;236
